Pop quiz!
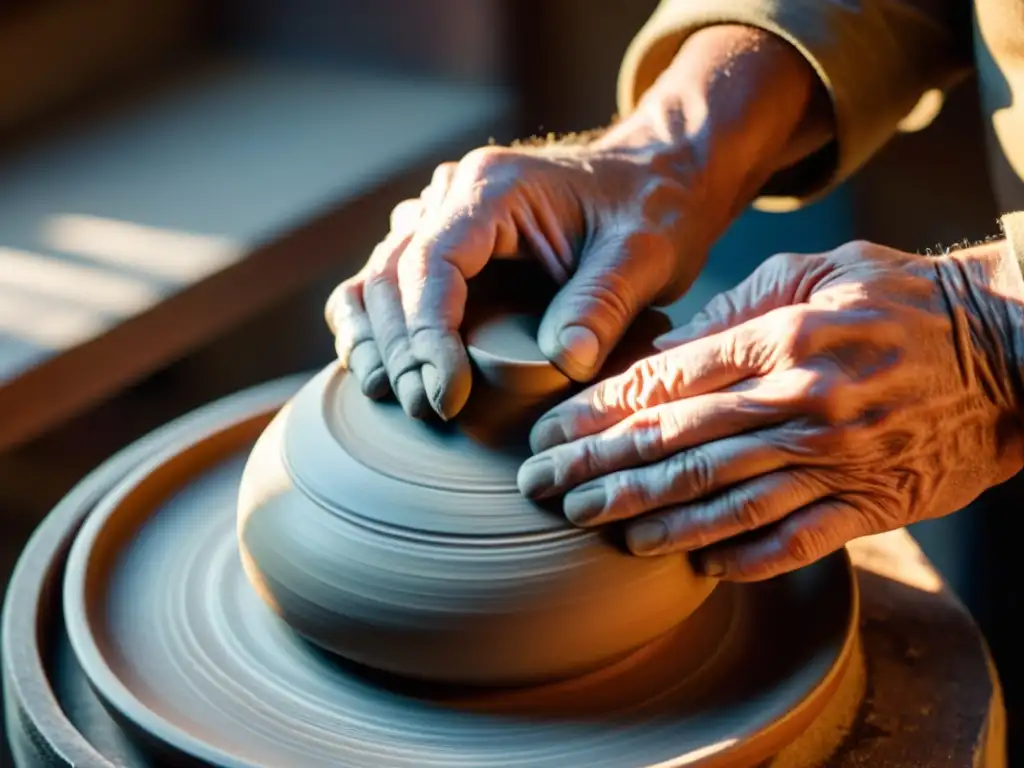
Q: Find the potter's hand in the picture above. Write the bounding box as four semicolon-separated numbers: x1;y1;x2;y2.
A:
519;239;1024;581
325;140;707;421
324;25;829;421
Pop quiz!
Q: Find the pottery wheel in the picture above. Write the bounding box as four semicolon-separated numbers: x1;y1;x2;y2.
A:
61;382;859;767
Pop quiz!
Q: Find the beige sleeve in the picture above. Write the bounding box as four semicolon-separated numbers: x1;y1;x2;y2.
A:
617;0;973;211
1002;212;1024;278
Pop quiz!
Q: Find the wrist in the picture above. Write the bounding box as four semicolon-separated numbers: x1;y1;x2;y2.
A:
941;240;1024;422
595;24;831;222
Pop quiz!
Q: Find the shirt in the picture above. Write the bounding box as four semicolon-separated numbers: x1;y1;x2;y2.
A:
616;0;1024;268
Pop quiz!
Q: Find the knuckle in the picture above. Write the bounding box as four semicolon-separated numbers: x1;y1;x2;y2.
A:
668;448;716;499
326;279;359;316
459;146;512;181
566;267;639;326
763;251;805;276
592;373;638;415
432;161;458;184
782;524;829;565
380;333;409;365
361;268;394;295
586;382;619;422
629;409;676;463
594;353;682;416
605;470;649;516
366;235;405;273
796;370;847;424
390;198;422;224
773;306;820;363
722;323;763;372
570;436;612;481
730;493;768;532
840;239;872;257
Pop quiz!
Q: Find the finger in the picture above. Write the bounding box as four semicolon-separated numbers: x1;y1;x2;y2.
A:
518;391;786;501
420;162;457;212
337;333;389;399
364;233;431;418
325;274;389;399
390;198;425;234
537;230;673;382
529;316;773;453
694;495;880;582
399;151;520;419
653;251;814;350
623;469;831;555
562;434;805;527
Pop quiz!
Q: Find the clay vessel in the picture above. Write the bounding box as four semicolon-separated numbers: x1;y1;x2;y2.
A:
237;262;718;687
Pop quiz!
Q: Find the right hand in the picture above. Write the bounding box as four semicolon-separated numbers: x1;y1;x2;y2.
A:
325;137;720;421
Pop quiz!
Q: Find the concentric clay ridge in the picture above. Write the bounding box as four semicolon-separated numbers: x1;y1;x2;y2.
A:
237;262;719;686
54;374;859;767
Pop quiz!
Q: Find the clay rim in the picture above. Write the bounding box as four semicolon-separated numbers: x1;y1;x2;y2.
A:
58;380;863;768
2;376;307;768
282;364;584;538
62;403;293;768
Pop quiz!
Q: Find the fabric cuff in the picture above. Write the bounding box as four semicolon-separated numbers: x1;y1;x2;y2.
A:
1001;211;1024;280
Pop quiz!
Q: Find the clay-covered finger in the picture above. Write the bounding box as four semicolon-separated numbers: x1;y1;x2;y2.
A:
340;339;388;399
559;435;795;525
518;392;786;500
551;433;792;530
364;234;431;418
325;277;388;398
537;230;671;382
528;318;773;453
398;151;520;419
325;277;369;358
409;326;471;420
693;494;876;581
623;469;830;555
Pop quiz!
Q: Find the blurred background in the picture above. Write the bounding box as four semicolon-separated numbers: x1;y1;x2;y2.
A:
0;0;1019;762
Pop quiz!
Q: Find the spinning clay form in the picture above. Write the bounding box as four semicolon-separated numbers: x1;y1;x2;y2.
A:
237;263;718;686
49;263;860;765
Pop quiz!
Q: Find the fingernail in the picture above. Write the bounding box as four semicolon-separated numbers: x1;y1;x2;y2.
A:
517;456;556;499
563;483;606;524
361;368;389;399
395;372;430;420
628;520;668;554
557;325;600;377
529;416;567;453
420;363;448;421
700;555;725;578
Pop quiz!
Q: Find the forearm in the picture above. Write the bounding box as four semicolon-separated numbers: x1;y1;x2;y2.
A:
594;25;831;237
616;0;972;211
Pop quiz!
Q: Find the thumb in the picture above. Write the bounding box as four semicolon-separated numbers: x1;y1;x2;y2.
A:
538;232;673;381
653;251;805;350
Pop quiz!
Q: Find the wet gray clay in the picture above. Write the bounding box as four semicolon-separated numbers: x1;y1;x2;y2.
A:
237;266;718;686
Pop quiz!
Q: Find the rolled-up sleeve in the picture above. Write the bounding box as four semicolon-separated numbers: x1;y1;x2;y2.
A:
617;0;973;210
1002;212;1024;277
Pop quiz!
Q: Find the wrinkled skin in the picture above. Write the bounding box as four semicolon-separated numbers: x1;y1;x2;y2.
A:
518;240;1024;580
325;142;720;421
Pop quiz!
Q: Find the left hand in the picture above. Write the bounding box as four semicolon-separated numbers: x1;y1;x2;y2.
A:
517;239;1024;581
